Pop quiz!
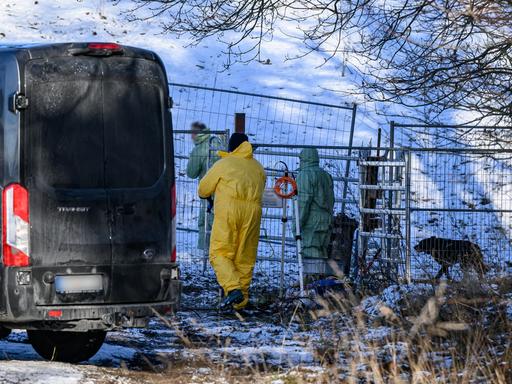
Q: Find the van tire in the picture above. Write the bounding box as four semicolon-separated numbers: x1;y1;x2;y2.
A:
27;330;106;363
0;326;11;339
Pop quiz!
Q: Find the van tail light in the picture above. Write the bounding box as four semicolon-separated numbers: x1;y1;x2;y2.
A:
71;43;123;56
171;182;177;263
87;43;123;52
48;310;63;318
2;184;30;267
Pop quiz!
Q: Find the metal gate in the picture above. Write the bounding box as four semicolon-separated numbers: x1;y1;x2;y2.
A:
171;84;359;304
170;83;358;147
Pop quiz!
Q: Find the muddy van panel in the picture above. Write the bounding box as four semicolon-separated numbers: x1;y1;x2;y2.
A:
26;61;111;270
0;44;180;347
24;53;175;304
102;62;172;303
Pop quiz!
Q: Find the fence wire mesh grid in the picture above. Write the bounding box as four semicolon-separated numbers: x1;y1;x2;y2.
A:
170;84;359;305
356;146;512;284
391;122;512;149
173;138;360;303
170;83;357;147
405;148;512;281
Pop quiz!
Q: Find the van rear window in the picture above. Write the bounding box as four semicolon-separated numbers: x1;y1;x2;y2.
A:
29;79;105;189
27;57;165;190
103;81;164;189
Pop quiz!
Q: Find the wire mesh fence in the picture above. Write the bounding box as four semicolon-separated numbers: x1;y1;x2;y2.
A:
172;85;512;300
170;84;359;306
355;144;512;285
382;122;512;281
254;144;360;289
391;122;512;149
173;140;361;301
405;148;512;281
170;83;358;146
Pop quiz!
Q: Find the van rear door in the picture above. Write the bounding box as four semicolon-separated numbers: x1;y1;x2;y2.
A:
26;58;112;304
26;54;172;305
102;59;172;304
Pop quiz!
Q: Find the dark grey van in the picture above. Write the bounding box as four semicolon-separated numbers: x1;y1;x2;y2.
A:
0;43;180;362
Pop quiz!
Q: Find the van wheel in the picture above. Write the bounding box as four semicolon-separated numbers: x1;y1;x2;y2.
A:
27;330;106;363
0;326;11;339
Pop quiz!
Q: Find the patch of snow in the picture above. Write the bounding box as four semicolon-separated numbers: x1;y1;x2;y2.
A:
363;326;395;341
359;284;434;318
0;361;83;384
219;345;315;366
196;367;212;375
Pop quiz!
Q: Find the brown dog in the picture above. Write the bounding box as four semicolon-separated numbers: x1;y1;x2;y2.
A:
414;236;489;279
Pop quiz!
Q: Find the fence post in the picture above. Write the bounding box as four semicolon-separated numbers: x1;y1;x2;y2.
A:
389;120;395;148
235;113;246;133
224;129;231;149
341;103;357;213
386;122;395;276
405;150;412;284
202;137;215;275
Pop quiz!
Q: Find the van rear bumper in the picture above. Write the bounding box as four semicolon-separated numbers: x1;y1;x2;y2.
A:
0;279;181;332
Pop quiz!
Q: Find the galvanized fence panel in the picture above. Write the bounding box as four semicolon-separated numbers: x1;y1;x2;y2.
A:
171;84;360;306
355;143;512;285
174;138;361;302
169;83;358;147
384;122;512;281
253;144;360;292
172;88;512;293
253;144;360;215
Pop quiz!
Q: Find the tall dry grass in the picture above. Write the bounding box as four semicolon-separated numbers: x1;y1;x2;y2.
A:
158;276;512;383
303;278;512;383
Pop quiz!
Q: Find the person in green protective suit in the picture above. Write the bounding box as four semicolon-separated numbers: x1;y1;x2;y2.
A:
296;148;335;259
186;122;222;250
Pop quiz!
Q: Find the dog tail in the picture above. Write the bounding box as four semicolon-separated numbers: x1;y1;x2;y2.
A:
474;245;489;275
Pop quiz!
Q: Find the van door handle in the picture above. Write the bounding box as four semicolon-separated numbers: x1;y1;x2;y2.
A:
116;204;135;215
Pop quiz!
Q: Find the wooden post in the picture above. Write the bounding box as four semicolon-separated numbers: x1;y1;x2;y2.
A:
235;113;246;133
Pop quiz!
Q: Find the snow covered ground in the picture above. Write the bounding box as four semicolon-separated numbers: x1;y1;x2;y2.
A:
0;285;423;382
4;278;508;383
0;268;510;382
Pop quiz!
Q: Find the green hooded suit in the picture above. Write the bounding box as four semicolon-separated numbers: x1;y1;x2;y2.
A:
296;148;335;259
187;131;222;249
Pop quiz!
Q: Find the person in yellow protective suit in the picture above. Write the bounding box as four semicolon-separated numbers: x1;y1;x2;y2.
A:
198;133;266;310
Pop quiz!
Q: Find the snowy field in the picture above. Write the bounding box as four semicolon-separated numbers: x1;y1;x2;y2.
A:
0;0;382;130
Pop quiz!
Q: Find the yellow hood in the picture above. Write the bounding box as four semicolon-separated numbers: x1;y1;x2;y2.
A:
218;141;253;159
198;141;265;204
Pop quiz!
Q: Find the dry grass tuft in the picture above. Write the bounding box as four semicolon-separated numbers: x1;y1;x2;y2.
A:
299;276;512;383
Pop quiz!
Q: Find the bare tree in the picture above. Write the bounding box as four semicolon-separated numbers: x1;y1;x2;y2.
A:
126;0;512;123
